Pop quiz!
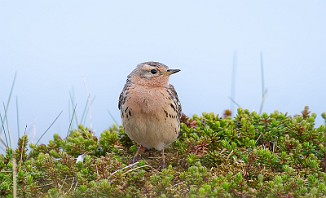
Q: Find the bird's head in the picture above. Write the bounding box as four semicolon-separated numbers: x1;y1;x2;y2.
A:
128;62;180;87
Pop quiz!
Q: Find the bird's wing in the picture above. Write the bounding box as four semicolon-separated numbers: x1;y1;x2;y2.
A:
167;84;182;120
118;79;131;110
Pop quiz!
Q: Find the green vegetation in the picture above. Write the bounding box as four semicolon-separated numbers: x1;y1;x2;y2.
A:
1;107;325;197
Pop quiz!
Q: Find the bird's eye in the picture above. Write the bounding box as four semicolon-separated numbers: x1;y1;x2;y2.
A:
150;69;157;74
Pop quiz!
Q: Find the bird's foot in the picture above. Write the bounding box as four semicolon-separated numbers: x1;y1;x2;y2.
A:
161;161;166;169
132;145;145;164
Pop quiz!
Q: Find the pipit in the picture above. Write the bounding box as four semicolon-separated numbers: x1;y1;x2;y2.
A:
118;62;182;168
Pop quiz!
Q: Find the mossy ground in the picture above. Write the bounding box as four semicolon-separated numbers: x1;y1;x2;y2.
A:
1;107;325;197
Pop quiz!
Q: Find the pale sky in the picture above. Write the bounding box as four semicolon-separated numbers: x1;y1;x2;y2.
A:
1;1;325;146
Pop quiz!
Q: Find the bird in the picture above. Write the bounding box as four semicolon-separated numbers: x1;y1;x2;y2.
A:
118;61;182;168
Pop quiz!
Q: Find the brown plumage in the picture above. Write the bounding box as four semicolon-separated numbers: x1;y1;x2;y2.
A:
118;61;181;168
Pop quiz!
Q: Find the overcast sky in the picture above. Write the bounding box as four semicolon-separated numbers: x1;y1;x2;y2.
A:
1;1;325;147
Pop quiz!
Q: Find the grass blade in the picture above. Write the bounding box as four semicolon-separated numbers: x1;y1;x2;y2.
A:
259;52;267;115
1;104;11;149
260;52;265;97
80;94;90;125
230;52;237;114
259;89;268;115
16;96;20;138
0;127;6;152
36;110;63;145
82;96;96;127
0;72;17;149
228;97;242;109
69;91;79;128
67;104;77;138
0;112;9;149
107;110;119;126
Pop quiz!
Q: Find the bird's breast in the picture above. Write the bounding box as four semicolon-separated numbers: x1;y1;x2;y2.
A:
126;86;168;114
120;85;180;150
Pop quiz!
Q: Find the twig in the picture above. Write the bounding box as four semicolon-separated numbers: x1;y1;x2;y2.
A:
73;180;78;191
59;176;68;194
1;170;12;173
96;164;99;178
108;161;140;179
219;148;227;155
227;150;234;160
121;165;150;176
147;156;161;159
273;136;278;153
66;177;76;195
39;182;54;188
255;133;263;144
20;135;26;163
167;181;187;191
12;152;17;197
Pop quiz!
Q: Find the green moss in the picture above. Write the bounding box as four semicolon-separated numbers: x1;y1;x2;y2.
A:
0;107;325;197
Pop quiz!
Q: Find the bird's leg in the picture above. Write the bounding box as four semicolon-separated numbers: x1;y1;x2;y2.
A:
161;148;166;169
133;145;144;164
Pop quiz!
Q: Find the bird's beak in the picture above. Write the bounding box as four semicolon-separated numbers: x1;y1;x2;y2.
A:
166;69;181;76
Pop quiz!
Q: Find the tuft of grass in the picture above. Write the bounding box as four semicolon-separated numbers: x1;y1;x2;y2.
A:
68;85;96;137
1;72;17;150
0;72;18;198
